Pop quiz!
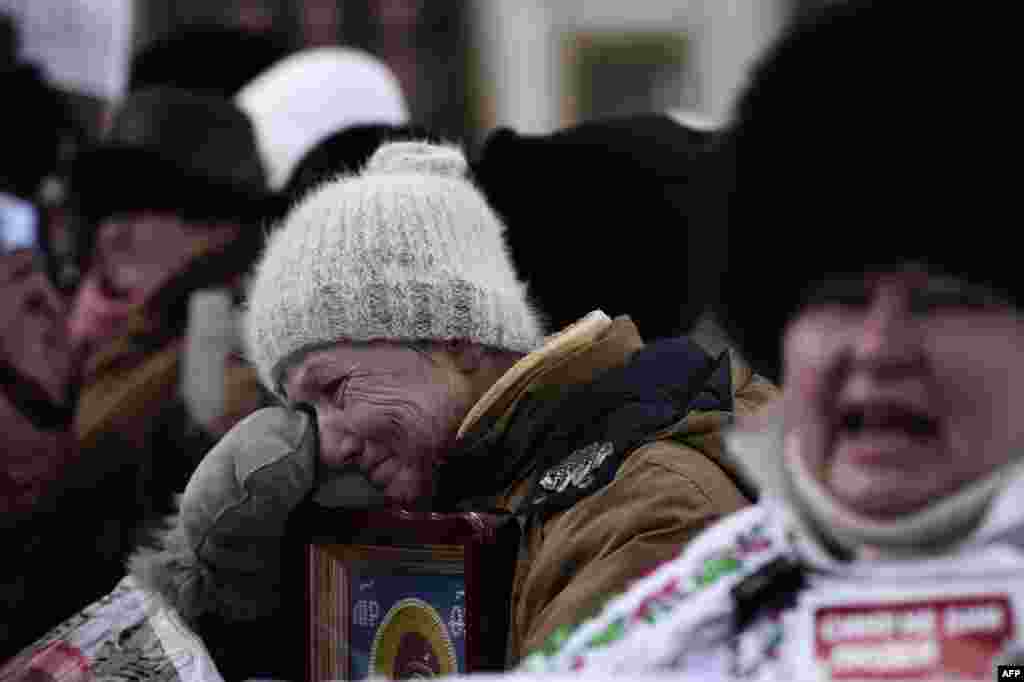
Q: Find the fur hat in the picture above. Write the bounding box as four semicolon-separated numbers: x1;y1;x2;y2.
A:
245;141;543;396
129;24;292;98
471;113;720;341
236;47;409;190
71;86;275;224
715;1;1020;382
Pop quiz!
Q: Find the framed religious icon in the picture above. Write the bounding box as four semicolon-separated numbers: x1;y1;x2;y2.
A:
301;508;520;681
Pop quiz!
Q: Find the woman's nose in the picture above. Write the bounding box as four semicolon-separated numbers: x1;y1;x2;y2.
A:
317;408;364;468
98;217;133;252
851;284;923;376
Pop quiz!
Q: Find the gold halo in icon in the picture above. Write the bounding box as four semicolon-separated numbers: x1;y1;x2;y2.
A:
370;598;457;679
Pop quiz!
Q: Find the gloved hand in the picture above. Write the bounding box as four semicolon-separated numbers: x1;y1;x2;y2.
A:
129;405;387;624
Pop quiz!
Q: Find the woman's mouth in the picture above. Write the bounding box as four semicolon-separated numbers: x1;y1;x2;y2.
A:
833;401;941;465
838;403;938;439
98;270;135;301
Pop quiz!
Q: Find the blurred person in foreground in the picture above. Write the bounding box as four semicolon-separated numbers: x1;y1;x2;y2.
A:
0;248;84;656
488;2;1024;679
0;250;75;516
0;139;776;680
67;87;276;520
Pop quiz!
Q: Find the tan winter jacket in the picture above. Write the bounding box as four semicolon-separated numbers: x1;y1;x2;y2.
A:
457;312;779;661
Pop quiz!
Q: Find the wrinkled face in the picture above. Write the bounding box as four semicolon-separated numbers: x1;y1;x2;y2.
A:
283;341;474;507
0;250;72;404
782;267;1024;519
69;211;237;351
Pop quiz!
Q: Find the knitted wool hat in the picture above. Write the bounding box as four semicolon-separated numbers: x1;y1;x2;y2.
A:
245;141;544;395
236;47;409;190
281;123;442;207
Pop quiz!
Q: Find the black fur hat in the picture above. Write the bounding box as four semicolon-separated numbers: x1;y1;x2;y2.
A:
714;1;1019;382
129;24;292;98
71;86;277;226
70;87;280;278
471;113;720;340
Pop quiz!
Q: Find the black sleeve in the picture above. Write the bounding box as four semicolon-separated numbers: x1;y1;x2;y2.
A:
141;399;220;520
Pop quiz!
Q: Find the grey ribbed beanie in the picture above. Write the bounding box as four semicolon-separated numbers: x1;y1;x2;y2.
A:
245;141;544;395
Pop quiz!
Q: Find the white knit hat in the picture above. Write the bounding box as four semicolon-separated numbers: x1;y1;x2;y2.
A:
245;141;544;395
236;47;409;190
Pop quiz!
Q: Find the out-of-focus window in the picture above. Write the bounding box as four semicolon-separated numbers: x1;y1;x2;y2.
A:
563;32;690;126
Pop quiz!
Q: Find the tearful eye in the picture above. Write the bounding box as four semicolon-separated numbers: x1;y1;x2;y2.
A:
322;378;348;407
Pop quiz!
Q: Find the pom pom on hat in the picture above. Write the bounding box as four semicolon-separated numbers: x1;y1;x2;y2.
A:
245;141;543;396
364;141;468;178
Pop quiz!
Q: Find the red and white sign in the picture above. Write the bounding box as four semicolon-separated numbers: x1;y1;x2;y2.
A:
815;595;1014;681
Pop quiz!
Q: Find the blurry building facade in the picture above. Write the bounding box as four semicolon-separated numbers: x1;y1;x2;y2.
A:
474;0;807;135
135;0;810;141
136;0;472;140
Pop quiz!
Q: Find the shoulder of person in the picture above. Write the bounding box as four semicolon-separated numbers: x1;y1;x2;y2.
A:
520;504;781;673
519;340;745;519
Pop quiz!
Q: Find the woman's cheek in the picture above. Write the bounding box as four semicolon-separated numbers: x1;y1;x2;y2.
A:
783;317;845;477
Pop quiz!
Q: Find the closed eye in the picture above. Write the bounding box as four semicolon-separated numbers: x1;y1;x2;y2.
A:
326;377;349;407
327;367;368;407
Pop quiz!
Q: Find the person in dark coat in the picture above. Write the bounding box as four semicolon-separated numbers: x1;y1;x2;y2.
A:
0;248;82;658
58;88;276;609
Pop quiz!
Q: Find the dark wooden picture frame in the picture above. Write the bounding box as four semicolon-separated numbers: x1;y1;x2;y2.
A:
300;509;520;681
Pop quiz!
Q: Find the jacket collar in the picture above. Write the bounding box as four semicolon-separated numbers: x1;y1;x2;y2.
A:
435;311;643;510
458;310;645;441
